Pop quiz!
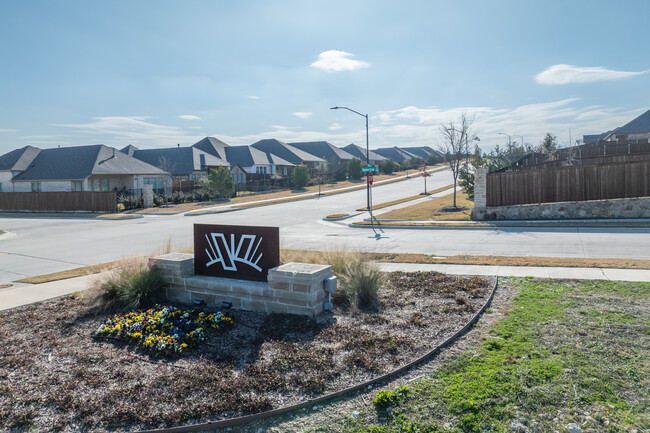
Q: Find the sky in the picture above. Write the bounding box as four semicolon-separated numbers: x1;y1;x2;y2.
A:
1;0;650;155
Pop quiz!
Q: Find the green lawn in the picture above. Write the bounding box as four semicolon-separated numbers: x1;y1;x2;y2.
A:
331;279;650;432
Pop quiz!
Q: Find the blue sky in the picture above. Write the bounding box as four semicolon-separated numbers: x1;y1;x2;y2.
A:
1;0;649;155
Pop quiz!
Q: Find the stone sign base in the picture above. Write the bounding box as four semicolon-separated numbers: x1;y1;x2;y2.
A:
149;253;334;317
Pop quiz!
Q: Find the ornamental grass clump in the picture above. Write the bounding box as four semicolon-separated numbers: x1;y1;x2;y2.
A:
95;305;232;353
97;260;165;311
336;256;384;311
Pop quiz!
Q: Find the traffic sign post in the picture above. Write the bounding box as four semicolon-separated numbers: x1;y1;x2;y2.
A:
368;171;373;185
361;165;378;172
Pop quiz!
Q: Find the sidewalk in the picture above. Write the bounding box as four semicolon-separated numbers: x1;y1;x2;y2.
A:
0;274;100;312
378;262;650;282
2;262;648;313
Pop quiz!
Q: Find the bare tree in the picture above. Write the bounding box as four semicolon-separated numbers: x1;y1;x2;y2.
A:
438;113;474;208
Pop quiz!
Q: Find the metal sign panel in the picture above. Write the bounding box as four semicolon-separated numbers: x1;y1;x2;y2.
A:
194;224;280;282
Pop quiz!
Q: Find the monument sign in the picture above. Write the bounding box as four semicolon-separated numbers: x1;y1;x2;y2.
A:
193;224;280;282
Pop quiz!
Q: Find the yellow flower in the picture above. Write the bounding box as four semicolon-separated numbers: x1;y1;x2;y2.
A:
180;343;188;348
132;332;142;338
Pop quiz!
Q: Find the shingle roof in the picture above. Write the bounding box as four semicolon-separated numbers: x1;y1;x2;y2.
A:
12;145;167;181
224;146;294;169
400;146;442;158
288;141;355;162
341;144;387;162
250;139;324;165
612;109;650;135
120;144;139;156
131;147;228;177
0;146;41;171
192;137;230;161
374;147;418;163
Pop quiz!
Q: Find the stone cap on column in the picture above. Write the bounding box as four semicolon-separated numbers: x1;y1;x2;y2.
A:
268;262;333;279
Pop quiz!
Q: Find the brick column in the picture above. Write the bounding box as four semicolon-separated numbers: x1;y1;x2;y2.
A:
143;184;154;208
474;168;487;208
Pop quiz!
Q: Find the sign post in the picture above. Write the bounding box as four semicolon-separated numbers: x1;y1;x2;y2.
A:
368;171;373;185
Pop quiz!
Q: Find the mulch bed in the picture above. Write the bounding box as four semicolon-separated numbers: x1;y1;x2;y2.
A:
0;271;492;432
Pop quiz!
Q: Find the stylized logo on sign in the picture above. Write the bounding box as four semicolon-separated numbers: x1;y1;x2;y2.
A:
194;224;279;281
204;233;263;272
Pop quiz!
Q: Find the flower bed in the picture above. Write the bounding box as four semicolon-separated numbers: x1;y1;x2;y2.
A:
95;305;232;353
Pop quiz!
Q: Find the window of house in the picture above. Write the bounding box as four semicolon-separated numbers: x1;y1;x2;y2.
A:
0;182;2;192
92;178;109;191
71;181;83;191
31;182;42;192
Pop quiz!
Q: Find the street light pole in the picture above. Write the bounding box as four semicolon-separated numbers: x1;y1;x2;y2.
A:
331;106;371;213
499;132;512;146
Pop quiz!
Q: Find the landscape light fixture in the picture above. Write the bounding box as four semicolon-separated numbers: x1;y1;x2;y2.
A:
330;106;372;213
193;298;207;307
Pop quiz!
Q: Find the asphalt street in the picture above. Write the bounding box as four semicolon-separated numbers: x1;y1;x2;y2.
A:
1;169;649;285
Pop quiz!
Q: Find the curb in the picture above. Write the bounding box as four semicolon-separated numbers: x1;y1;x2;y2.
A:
350;220;650;229
136;277;499;433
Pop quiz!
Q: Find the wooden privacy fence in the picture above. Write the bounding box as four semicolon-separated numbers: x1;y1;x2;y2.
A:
486;159;650;206
0;191;117;212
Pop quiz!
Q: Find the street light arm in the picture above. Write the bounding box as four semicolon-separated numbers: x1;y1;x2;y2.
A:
330;106;367;119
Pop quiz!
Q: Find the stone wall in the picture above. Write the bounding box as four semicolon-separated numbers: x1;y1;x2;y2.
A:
149;253;333;317
472;196;650;220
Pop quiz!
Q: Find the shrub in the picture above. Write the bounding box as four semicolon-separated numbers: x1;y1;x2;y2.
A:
292;165;310;189
199;166;235;200
348;157;362;179
97;261;166;310
373;385;410;410
380;158;397;174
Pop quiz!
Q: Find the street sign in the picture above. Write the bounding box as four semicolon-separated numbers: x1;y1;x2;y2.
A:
361;165;378;172
368;172;374;185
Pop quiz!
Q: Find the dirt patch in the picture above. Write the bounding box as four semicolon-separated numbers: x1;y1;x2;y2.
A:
0;272;491;432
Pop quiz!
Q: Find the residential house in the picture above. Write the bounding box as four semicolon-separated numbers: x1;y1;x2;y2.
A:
0;145;40;192
128;146;229;184
400;146;442;159
250;139;324;170
374;146;419;164
603;109;650;142
191;136;230;161
224;145;294;176
288;141;355;164
341;143;387;166
10;144;171;193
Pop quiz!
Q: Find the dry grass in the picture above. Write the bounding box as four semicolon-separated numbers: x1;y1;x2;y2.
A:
15;247;650;285
283;250;650;270
356;184;454;211
378;190;473;221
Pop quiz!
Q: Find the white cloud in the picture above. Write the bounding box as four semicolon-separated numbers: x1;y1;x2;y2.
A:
293;112;312;119
535;64;649;85
178;114;201;120
0;129;19;133
310;50;370;72
329;123;342;131
53;116;203;148
248;95;260;100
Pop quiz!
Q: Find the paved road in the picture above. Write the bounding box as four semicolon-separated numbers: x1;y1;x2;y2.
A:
1;169;650;284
